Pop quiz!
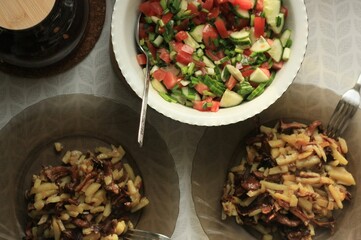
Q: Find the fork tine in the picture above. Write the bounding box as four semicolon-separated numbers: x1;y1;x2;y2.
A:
334;104;358;137
327;100;358;138
326;101;348;137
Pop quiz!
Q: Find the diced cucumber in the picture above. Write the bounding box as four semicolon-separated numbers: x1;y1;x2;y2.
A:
180;0;188;10
171;92;187;105
264;0;281;24
202;56;216;68
184;32;200;49
267;38;283;62
250;36;271;52
270;13;284;34
152;35;164;47
250;14;255;27
280;29;292;47
151;79;167;93
230;4;250;19
230;29;250;43
181;87;201;101
250;67;270;83
224;64;244;82
176;62;187;75
150;16;161;24
196;48;204;57
249;27;257;44
282;47;291;61
206;67;215;75
221;66;231;82
160;0;168;10
234;7;250;19
150;65;159;75
238;37;251;48
159;92;177;102
220;89;244;107
190;24;205;43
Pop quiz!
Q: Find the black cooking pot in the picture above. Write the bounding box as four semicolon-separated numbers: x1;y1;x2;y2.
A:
0;0;89;68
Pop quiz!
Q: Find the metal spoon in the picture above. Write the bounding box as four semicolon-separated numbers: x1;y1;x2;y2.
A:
135;13;150;147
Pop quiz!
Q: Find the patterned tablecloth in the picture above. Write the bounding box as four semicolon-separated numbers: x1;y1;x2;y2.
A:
1;0;361;239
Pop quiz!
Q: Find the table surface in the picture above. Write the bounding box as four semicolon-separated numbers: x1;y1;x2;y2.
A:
1;0;361;239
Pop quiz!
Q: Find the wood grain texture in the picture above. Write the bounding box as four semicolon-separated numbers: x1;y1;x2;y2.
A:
0;0;55;30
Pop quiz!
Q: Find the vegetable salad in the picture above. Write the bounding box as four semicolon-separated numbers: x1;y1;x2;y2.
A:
137;0;292;112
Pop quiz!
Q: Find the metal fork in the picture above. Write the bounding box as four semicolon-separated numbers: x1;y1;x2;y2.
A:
326;74;361;137
123;229;171;240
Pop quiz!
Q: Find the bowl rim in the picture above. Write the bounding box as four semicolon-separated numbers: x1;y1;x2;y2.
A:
111;0;309;126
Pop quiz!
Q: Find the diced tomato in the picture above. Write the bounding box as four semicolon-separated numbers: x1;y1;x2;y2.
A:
136;53;147;65
139;2;152;16
260;62;271;69
255;0;263;12
175;31;188;41
202;24;219;50
225;75;237;90
281;6;288;18
139;23;147;39
229;0;254;10
193;99;220;112
193;100;207;111
153;68;166;81
163;71;178;89
194;60;207;68
181;44;195;54
194;83;210;94
162;12;173;24
214;17;229;38
260;67;271;78
139;1;163;16
205;49;223;61
243;49;252;56
210;101;220;112
174;19;190;31
170;41;184;52
187;2;199;15
158;48;171;63
266;38;274;46
146;40;156;59
254;16;265;38
216;0;228;4
150;1;163;16
176;51;193;65
272;61;284;70
208;7;220;19
241;67;254;77
202;0;214;11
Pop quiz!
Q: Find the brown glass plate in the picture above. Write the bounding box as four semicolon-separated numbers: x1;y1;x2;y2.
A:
0;94;179;239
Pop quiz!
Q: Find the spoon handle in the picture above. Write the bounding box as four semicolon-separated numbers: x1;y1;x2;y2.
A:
138;58;150;147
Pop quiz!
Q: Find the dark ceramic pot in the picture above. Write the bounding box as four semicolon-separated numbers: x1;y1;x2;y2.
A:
0;0;89;68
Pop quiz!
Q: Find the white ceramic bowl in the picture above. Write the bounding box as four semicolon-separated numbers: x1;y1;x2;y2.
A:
111;0;308;126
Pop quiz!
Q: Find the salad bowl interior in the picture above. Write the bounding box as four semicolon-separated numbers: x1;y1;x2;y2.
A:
111;0;308;126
